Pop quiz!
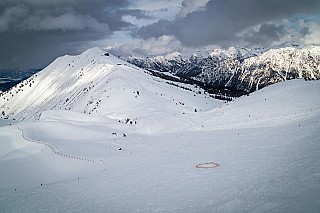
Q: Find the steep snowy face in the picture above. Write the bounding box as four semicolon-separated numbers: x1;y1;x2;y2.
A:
0;48;222;121
222;47;320;91
128;46;320;92
128;52;184;73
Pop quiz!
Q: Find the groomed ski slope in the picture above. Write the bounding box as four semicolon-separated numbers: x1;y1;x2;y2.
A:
0;78;319;212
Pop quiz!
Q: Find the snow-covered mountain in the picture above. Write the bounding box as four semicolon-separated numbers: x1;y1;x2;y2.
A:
0;47;320;212
128;46;320;92
0;48;221;125
1;79;319;212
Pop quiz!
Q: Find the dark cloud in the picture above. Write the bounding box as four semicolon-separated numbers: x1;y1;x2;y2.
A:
136;0;320;47
0;0;139;69
243;24;285;45
2;0;320;69
0;0;131;32
0;30;105;70
119;9;153;20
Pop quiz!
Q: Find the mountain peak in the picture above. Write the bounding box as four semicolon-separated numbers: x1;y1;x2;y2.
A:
81;47;105;57
0;47;221;123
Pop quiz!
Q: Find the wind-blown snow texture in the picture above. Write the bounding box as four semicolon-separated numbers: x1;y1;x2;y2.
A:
128;46;320;92
0;48;319;212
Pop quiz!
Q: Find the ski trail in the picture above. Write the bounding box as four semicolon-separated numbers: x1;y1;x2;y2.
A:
16;126;95;163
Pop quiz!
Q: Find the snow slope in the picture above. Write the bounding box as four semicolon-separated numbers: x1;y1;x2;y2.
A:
0;48;221;126
0;48;319;212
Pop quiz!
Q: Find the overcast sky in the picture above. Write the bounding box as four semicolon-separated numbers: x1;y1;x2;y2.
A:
1;0;320;70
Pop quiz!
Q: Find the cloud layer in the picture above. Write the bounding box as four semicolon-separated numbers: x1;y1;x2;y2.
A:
136;0;320;47
1;0;320;69
0;0;144;69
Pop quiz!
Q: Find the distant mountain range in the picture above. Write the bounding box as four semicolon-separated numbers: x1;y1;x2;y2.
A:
127;45;320;93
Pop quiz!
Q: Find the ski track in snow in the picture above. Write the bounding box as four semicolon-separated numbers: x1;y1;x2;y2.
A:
16;126;95;163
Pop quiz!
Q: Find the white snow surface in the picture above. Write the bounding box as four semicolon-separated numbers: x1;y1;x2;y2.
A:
0;48;220;132
0;48;320;212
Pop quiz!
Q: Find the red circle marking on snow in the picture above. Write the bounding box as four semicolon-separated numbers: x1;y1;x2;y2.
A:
196;162;220;168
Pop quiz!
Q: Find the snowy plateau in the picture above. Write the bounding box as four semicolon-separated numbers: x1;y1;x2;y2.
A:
0;47;320;212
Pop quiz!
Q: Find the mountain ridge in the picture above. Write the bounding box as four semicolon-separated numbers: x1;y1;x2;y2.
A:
0;48;221;127
127;45;320;92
